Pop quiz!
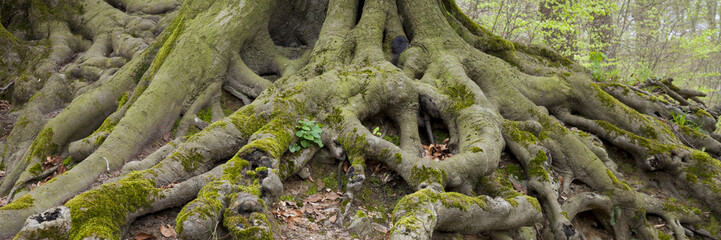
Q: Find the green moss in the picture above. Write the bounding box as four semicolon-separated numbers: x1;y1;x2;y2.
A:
325;107;344;128
225;212;272;240
639;125;657;139
222;156;250;182
394;153;403;164
94;134;107;146
683;151;721;194
661;200;701;216
606;169;633;192
700;214;720;237
695;109;713;119
197;107;212;123
594;120;675;154
28;128;57;159
441;83;475;113
170;148;204;172
306;184;318;195
116;92;129;110
501;164;523;179
28;163;42;175
339;129;368;166
0;194;34;210
93;118;117;134
469;147;484;153
503;121;538;146
528;151;550;181
322;174;338;190
176;182;226;234
657;230;672;240
66;175;159;239
409;165;446;186
383;135;400;146
238;118;292;159
145;16;185;82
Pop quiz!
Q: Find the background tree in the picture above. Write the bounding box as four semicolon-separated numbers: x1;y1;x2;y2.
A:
459;0;721;107
0;0;721;239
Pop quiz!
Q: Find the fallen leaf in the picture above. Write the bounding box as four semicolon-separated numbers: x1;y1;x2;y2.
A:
134;232;156;240
306;194;323;202
329;215;337;223
160;224;177;238
325;192;340;200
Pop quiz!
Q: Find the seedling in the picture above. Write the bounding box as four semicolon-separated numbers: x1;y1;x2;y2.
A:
372;127;381;136
289;120;324;152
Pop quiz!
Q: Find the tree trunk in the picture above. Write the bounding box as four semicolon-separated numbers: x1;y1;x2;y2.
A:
1;0;720;239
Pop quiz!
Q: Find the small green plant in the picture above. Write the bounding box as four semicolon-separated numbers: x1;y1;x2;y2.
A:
671;113;700;131
372;127;381;136
289;120;324;152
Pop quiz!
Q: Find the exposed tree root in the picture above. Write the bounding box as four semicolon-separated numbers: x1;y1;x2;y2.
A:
2;0;721;239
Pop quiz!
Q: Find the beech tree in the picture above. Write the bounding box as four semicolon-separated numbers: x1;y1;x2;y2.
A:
1;0;721;239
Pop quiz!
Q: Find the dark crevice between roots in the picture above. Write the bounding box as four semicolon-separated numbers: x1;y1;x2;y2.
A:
268;0;327;48
573;210;613;240
355;0;365;25
361;113;400;146
103;0;127;12
417;112;450;147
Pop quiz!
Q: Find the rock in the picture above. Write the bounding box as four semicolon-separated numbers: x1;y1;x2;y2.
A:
372;222;388;233
311;149;337;165
297;167;310;179
16;206;71;240
262;170;283;199
347;211;372;237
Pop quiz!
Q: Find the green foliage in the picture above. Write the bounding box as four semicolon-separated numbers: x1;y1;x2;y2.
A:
289;120;324;153
671;113;701;131
458;0;721;106
589;51;607;81
372;127;381;136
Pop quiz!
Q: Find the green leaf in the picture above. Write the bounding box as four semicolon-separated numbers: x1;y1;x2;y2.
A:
289;144;299;153
300;140;310;148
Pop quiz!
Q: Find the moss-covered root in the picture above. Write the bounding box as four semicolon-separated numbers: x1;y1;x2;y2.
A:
223;192;273;240
12;165;222;240
502;121;575;240
120;137;185;175
176;155;270;239
15;206;72;240
389;189;543;240
176;180;235;239
175;82;222;138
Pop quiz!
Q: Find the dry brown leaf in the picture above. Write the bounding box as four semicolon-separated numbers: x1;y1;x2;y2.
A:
329;214;337;223
160;224;177;238
134;232;156;240
163;133;171;142
325;192;340;200
306;194;323;202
